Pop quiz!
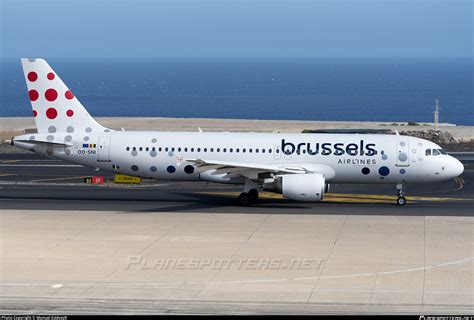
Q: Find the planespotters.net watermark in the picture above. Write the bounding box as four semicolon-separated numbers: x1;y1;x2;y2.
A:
125;256;326;271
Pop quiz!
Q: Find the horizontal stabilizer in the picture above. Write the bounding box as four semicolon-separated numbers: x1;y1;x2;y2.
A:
13;139;72;147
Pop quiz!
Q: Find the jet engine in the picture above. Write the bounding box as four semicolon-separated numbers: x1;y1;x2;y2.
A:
263;173;326;201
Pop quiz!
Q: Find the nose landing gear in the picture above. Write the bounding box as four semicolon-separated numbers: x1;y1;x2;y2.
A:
396;183;407;205
396;195;407;206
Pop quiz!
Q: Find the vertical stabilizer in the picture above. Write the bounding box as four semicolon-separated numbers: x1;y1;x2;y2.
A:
21;58;108;134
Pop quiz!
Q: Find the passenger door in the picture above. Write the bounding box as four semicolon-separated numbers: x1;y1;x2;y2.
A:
98;136;111;162
396;139;410;167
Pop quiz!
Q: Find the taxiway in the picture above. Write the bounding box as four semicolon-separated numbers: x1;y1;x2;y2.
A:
1;152;473;314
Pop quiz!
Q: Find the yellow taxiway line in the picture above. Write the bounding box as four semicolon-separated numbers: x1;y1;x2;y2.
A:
198;191;469;204
30;176;90;183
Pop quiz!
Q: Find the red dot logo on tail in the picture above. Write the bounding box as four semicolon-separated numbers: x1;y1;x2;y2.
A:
46;108;58;119
27;72;38;82
29;90;39;101
45;88;58;101
65;90;74;100
47;73;55;80
66;109;74;117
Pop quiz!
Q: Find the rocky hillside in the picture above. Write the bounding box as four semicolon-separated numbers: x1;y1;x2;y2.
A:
400;130;474;151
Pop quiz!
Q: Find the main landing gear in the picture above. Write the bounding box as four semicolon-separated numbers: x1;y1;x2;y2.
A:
237;189;259;206
237;180;260;206
396;183;407;206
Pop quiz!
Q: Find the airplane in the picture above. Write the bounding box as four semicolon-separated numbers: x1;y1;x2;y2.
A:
11;58;464;206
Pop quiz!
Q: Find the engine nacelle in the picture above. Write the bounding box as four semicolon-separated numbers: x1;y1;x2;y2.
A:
264;173;326;202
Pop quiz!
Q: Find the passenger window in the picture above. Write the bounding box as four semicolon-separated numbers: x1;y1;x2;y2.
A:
230;148;233;153
126;147;130;151
191;148;194;152
152;147;156;151
204;148;207;152
262;149;265;153
178;148;181;152
249;149;253;153
236;148;239;153
139;147;143;151
165;147;169;152
197;148;201;152
210;148;214;152
184;148;188;152
217;148;220;152
171;147;175;152
243;148;246;153
146;147;149;151
159;147;162;152
432;149;440;156
425;149;431;156
223;148;227;153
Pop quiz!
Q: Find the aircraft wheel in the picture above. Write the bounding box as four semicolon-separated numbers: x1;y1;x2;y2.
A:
237;192;251;206
396;196;406;206
248;189;259;203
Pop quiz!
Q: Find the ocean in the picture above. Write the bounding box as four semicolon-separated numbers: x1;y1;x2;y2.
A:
1;57;472;125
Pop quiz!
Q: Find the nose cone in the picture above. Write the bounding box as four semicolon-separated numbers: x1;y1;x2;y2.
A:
449;157;464;178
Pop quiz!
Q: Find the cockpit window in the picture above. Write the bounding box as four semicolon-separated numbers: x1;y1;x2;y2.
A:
425;149;431;156
432;149;440;156
438;149;447;155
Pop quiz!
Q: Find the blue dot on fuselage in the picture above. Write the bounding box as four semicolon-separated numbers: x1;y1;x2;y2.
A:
167;165;176;173
379;166;390;176
184;165;195;174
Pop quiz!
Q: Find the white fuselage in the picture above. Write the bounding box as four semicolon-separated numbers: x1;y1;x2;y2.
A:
14;130;464;184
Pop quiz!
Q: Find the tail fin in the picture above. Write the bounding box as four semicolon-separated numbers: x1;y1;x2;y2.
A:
21;58;108;133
